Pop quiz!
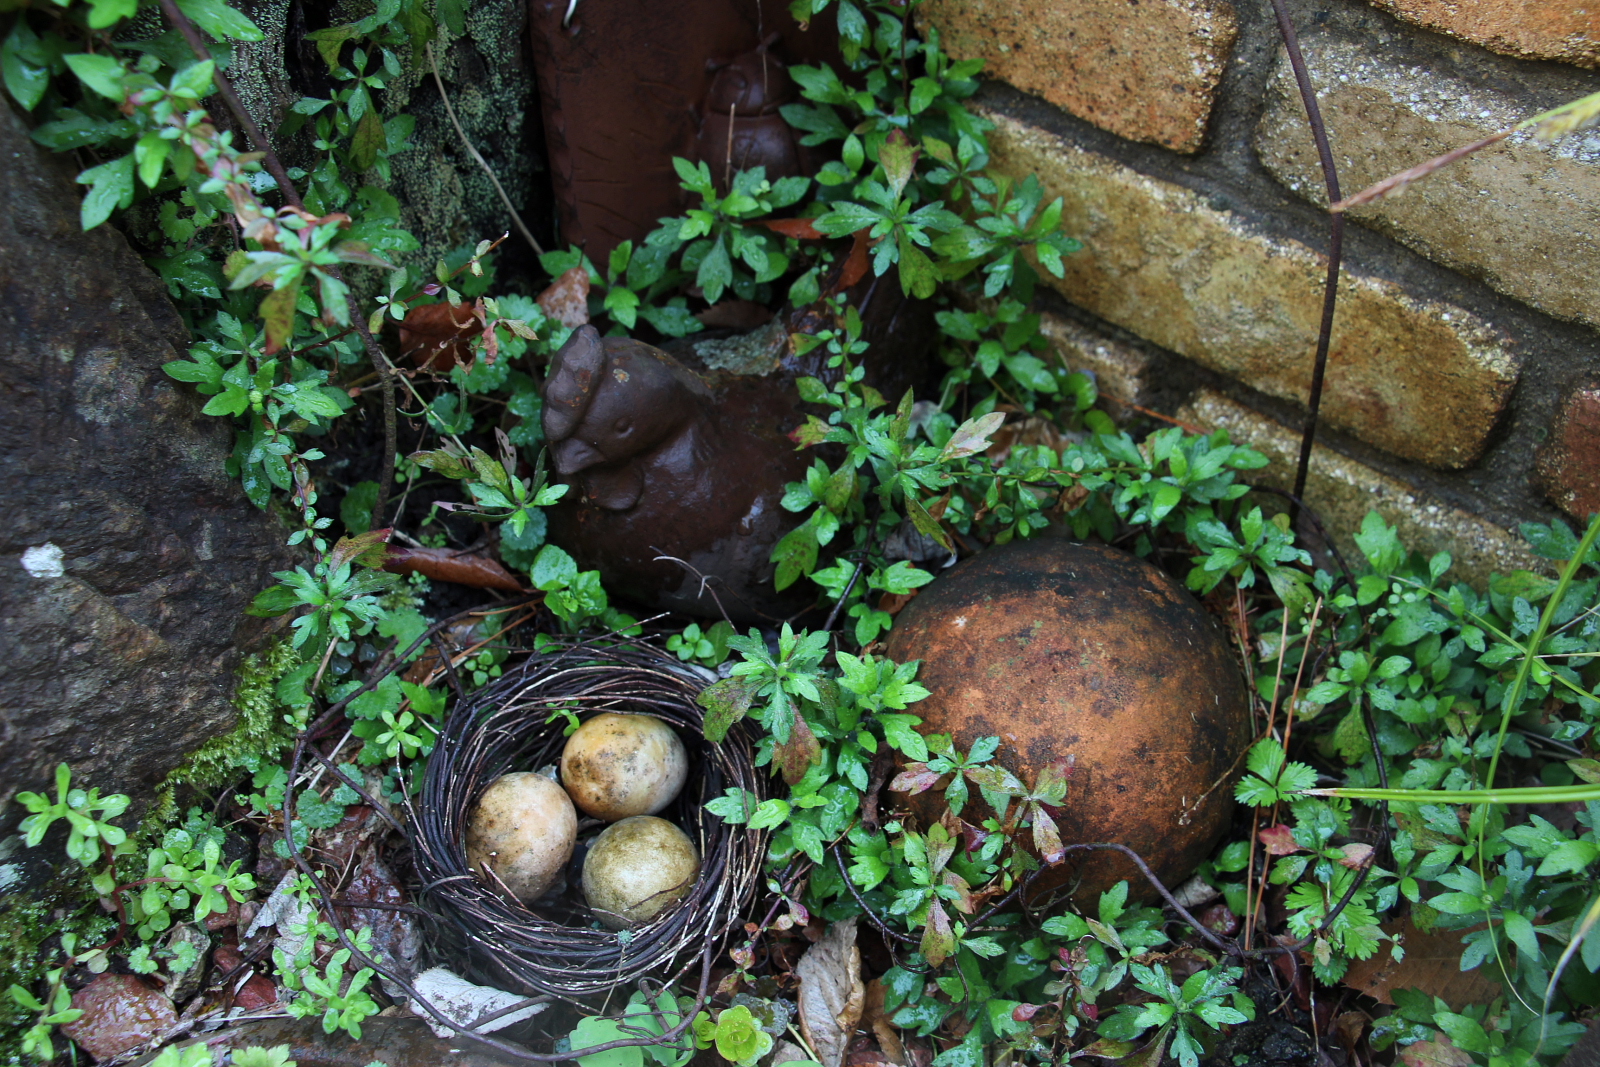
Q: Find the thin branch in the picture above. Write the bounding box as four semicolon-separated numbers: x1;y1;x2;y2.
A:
1267;0;1343;515
426;42;544;256
158;0;304;211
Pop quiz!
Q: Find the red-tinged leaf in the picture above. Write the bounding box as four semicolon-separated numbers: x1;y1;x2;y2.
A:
537;265;590;329
1259;824;1302;856
1031;755;1075;805
1012;1004;1042;1022
697;676;761;742
382;546;525;591
399;301;477;370
904;492;953;552
757;217;826;239
333;240;392;269
1338;842;1375;869
1030;802;1065;866
1200;903;1241;937
832;229;872;293
1076;1002;1099;1022
920;899;955;966
964;764;1025;796
789;414;835;448
1074;1039;1133;1061
890;764;944;795
259;278;300;354
942;870;976;914
957;817;990;857
327;527;392;571
777;708;822;785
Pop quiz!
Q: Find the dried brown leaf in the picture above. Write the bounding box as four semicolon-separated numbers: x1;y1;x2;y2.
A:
382;546;526;591
538;266;591;329
1400;1035;1474;1067
796;918;865;1067
399;301;479;370
1342;916;1504;1010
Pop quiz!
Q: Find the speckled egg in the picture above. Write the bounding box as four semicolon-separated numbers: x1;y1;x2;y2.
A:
884;538;1250;902
560;713;689;821
581;816;701;929
466;772;578;902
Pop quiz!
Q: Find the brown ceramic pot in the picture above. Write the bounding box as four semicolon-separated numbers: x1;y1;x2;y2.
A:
883;538;1251;904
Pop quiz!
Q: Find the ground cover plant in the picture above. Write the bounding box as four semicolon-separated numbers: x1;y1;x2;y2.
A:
2;0;1598;1064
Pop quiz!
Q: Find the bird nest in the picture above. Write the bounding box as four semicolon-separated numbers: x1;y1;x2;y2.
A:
410;637;770;996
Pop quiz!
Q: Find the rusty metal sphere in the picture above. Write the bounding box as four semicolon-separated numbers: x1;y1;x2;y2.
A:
884;537;1250;904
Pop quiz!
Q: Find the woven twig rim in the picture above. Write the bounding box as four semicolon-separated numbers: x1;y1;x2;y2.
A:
411;637;769;996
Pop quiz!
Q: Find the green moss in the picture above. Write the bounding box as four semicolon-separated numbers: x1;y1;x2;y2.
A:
138;639;303;837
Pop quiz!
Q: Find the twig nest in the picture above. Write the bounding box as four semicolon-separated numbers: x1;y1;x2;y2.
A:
466;772;578;902
581;816;700;929
560;713;689;821
884;538;1251;903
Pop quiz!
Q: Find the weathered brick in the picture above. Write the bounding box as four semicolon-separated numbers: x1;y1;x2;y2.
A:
1367;0;1600;68
920;0;1237;152
981;109;1521;469
1038;312;1153;413
1536;386;1600;520
1256;33;1600;331
1178;390;1548;586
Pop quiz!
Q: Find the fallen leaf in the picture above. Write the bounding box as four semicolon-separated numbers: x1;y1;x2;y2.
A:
337;850;422;998
1400;1035;1474;1067
61;975;177;1059
383;546;526;591
878;590;919;617
1342;916;1505;1010
211;941;278;1011
833;230;873;293
538;266;590;328
408;966;548;1039
399;302;479;370
796;918;864;1067
858;979;906;1066
757;218;826;240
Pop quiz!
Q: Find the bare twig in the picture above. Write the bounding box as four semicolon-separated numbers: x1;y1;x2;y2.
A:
426;42;544;256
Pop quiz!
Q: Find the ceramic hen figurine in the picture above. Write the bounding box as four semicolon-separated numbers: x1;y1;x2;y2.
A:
696;38;803;191
541;326;813;622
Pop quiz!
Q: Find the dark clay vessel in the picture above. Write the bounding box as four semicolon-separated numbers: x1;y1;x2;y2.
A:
542;326;813;622
884;538;1251;903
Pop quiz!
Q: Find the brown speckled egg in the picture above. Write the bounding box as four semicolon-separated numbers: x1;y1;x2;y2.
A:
883;538;1250;903
466;772;578;902
560;713;689;821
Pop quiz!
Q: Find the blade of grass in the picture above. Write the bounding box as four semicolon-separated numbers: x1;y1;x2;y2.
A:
1302;783;1600;804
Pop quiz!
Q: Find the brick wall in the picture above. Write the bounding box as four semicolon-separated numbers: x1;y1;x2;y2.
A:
920;0;1600;583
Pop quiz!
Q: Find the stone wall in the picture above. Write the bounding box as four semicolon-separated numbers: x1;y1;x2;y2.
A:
921;0;1600;582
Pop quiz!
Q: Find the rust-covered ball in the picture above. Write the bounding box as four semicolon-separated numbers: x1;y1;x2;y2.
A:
884;538;1250;903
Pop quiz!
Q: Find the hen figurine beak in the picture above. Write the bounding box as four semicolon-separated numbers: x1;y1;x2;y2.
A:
552;436;607;476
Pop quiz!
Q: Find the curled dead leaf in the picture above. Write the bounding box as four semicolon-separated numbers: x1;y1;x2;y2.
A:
538;266;590;329
796;918;864;1067
400;302;480;370
382;546;526;591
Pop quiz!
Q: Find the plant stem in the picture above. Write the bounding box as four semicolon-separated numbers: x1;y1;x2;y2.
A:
157;0;304;211
1266;0;1343;514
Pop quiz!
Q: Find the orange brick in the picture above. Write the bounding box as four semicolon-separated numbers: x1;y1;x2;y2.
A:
1537;386;1600;520
920;0;1237;152
1367;0;1599;68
